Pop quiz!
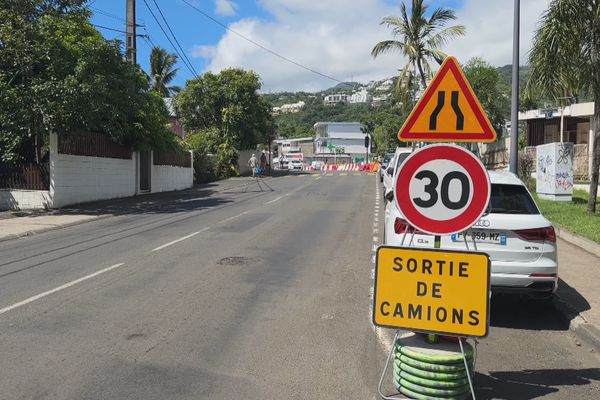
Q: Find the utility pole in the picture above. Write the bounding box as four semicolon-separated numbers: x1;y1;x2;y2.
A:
126;0;137;64
509;0;520;174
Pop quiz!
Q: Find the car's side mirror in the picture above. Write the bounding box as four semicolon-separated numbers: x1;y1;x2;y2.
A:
386;167;394;176
385;190;394;202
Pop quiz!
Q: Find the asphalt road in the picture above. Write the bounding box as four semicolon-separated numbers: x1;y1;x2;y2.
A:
0;172;598;399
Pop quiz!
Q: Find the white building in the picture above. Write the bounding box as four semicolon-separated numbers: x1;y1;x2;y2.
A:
323;94;349;105
313;122;368;161
349;89;370;104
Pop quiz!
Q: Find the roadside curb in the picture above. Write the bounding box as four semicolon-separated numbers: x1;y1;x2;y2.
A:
553;295;600;354
554;226;600;258
551;227;600;353
0;214;112;243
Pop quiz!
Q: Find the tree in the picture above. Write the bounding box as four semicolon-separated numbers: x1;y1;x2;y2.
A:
176;68;275;151
371;0;465;97
462;58;510;136
149;46;180;97
528;0;600;212
0;0;175;164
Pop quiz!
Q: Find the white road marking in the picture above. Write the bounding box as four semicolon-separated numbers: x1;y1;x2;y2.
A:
152;228;208;252
373;236;379;242
266;196;282;205
220;210;249;223
371;255;376;264
0;263;125;316
371;269;375;279
373;228;379;234
374;217;378;222
372;244;378;252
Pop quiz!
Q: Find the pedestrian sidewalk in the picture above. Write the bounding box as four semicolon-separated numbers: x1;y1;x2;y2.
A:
0;175;277;242
554;235;600;351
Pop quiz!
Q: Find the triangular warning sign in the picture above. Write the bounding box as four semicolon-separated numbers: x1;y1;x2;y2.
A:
398;56;497;142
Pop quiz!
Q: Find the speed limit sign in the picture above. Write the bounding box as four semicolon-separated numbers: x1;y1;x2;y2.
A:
394;144;490;235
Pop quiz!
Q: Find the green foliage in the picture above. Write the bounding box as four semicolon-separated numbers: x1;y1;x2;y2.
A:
215;142;239;179
176;68;275;150
0;0;175;164
361;108;407;157
462;58;509;137
533;189;600;243
149;46;180;97
371;0;465;97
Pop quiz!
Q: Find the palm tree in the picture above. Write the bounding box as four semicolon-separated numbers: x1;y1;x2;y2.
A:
149;46;180;97
371;0;465;98
528;0;600;213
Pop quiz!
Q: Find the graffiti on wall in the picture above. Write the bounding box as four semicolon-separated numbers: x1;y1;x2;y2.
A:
536;142;573;197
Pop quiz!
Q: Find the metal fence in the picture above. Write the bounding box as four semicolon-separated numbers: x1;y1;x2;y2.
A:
58;132;132;159
153;149;191;168
0;163;49;190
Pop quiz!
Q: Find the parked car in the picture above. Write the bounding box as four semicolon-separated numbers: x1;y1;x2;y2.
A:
378;152;395;182
382;147;412;201
384;170;558;300
288;159;304;171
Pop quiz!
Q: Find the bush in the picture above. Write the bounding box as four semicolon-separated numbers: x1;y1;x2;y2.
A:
518;151;535;190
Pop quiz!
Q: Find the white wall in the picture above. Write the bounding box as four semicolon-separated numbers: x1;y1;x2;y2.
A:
151;152;194;193
0;189;51;210
238;150;255;176
49;133;136;208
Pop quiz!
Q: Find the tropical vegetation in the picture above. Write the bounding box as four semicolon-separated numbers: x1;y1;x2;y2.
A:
149;47;181;97
528;0;600;212
0;0;175;165
371;0;465;109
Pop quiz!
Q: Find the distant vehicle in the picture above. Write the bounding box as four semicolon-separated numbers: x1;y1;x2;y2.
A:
379;152;395;182
383;147;412;200
288;159;304;171
384;170;558;300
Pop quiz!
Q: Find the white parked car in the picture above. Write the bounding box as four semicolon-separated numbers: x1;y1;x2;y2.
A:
378;152;395;182
383;147;412;200
288;159;304;171
384;170;558;300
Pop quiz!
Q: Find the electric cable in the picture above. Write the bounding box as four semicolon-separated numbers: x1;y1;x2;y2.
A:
150;0;198;80
180;0;343;84
141;0;198;77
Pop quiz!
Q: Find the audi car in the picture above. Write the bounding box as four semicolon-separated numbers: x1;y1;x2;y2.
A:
383;170;558;300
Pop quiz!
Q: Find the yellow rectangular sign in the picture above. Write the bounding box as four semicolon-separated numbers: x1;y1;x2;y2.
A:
373;246;491;337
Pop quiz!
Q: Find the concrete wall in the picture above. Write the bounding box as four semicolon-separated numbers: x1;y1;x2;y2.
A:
0;189;51;210
151;151;194;193
50;132;137;208
238;150;255;176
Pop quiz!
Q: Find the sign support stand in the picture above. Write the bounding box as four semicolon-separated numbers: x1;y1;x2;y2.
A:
376;224;479;400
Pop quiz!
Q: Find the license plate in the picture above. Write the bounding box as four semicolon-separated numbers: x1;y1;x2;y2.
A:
451;230;507;245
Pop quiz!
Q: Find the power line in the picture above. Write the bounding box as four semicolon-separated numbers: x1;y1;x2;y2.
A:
93;24;149;39
150;0;198;80
141;0;198;78
180;0;343;84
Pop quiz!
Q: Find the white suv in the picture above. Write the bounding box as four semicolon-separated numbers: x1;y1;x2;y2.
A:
384;170;558;300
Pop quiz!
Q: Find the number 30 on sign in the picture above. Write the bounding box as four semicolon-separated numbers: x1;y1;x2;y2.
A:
394;144;491;235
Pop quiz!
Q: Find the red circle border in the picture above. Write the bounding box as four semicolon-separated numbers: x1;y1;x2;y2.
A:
394;145;490;235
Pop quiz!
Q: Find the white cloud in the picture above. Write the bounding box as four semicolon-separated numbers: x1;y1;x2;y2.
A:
192;0;551;92
215;0;238;17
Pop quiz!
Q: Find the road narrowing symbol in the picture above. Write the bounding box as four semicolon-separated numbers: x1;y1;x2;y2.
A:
372;247;491;338
398;56;497;142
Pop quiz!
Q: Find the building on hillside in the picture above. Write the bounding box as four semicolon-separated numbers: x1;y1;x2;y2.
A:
323;94;349;105
272;101;305;115
313;122;368;162
371;94;390;107
275;137;314;159
163;98;185;139
349;89;371;104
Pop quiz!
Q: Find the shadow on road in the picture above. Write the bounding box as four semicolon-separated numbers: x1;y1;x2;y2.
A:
490;295;568;331
475;368;600;399
556;278;591;316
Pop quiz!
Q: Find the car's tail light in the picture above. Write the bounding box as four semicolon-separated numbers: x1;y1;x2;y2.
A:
515;226;556;242
394;218;424;235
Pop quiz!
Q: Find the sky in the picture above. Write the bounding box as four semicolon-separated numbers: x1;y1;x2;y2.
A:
90;0;551;93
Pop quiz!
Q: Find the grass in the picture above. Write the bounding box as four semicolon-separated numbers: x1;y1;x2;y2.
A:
532;188;600;243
